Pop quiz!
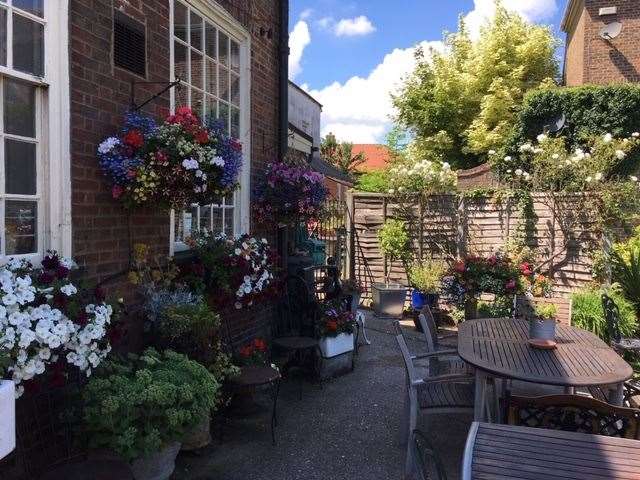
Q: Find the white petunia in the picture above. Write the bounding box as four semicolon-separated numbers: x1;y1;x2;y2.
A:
615;150;626;160
537;134;548;143
603;133;613;143
98;137;120;154
60;283;78;297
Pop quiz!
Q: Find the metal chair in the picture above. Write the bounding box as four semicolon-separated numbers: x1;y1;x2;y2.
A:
396;334;474;479
602;293;640;353
272;275;321;395
506;394;640;439
411;430;448;480
302;265;343;303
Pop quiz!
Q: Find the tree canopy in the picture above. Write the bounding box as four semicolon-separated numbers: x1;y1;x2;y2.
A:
321;133;366;174
393;3;558;169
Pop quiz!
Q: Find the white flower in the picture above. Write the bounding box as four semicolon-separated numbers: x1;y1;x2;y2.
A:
537;134;548;143
552;153;560;160
504;156;512;162
615;150;626;160
586;176;592;183
182;158;199;170
388;189;395;194
515;169;523;176
488;150;496;155
210;156;225;167
603;133;613;143
60;283;77;297
595;172;603;181
633;132;640;138
98;137;119;154
630;176;638;182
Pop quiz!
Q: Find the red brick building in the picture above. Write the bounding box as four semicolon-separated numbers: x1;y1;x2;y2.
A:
3;0;288;346
562;0;640;85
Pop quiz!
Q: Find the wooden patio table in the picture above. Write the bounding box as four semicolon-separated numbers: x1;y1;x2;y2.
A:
458;318;633;421
462;422;640;480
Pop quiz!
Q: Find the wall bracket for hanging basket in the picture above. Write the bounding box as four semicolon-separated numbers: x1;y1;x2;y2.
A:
129;78;182;112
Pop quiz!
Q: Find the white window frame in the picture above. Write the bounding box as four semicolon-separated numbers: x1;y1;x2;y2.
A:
0;1;71;263
169;0;251;255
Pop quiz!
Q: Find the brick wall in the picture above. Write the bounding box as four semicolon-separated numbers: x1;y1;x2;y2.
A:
564;0;640;85
70;0;283;348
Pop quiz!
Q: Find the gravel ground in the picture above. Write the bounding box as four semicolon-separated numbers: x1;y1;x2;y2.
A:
173;313;472;480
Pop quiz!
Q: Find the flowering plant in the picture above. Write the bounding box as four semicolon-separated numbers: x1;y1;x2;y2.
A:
387;159;457;196
237;338;269;366
185;233;276;310
317;300;356;338
97;108;242;209
518;262;553;298
441;252;521;306
255;161;328;226
0;252;117;397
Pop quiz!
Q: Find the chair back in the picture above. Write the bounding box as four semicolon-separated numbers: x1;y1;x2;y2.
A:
412;430;448;480
506;394;640;439
396;334;421;389
274;275;316;338
602;293;622;344
418;306;439;352
302;265;342;302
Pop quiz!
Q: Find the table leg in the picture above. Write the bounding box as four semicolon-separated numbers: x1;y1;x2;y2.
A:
270;379;281;446
474;370;487;422
609;383;625;406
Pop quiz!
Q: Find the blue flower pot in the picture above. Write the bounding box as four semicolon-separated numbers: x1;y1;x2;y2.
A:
411;290;439;310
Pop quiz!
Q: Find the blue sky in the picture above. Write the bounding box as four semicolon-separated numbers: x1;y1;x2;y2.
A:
289;0;569;143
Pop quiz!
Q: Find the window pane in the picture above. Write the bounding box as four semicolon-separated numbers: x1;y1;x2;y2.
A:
218;31;228;66
230;73;240;106
5;200;37;255
205;95;216;122
219;66;229;102
13;13;44;76
191;89;204;118
4;79;35;137
13;0;43;17
5;140;36;194
0;9;6;66
205;58;217;96
211;207;222;234
230;106;240;139
190;11;202;51
224;207;234;235
205;22;216;59
190;49;204;90
199;206;211;232
175;85;189;109
230;40;240;72
174;40;188;82
173;1;188;42
218;102;229;134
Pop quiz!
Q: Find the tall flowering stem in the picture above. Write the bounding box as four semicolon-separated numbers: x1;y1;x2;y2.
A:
97;107;242;210
255;161;328;227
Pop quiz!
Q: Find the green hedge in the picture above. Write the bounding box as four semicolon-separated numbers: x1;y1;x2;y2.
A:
506;84;640;152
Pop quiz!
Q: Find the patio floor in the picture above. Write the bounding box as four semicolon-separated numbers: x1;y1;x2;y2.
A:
173;313;473;480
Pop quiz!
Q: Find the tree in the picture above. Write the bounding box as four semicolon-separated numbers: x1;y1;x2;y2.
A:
392;2;558;169
321;132;366;174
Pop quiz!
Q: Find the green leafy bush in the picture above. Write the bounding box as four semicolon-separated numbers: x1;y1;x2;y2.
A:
571;287;638;342
611;247;640;316
81;349;219;461
156;303;237;381
478;296;513;318
355;170;391;193
408;260;447;293
535;303;558;320
507;84;640;156
378;219;411;284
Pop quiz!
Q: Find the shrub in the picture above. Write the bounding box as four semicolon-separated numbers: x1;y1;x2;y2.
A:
535;303;558;320
81;349;219;461
571;287;638;342
378;219;411;283
611;247;640;317
506;84;640;156
408;260;448;293
355;170;391;193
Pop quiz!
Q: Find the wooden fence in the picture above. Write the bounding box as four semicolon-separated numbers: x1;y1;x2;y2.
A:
347;191;601;299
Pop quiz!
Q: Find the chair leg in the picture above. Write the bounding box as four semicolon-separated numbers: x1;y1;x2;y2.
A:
405;403;418;479
400;391;409;445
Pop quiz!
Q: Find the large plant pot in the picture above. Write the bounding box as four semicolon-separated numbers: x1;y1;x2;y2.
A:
529;319;556;340
319;333;355;358
0;380;15;460
411;290;439;310
130;442;181;480
372;283;407;318
181;413;211;451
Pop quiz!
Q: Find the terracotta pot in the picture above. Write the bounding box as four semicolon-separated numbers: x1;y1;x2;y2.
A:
130;442;181;480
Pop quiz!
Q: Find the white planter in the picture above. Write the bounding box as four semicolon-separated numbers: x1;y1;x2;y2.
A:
372;283;407;318
319;333;355;358
130;442;181;480
0;380;16;460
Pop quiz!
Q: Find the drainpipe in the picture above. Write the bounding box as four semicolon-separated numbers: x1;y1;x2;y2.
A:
278;0;290;159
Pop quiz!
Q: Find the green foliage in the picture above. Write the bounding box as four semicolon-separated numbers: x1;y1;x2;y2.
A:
393;3;558;169
534;303;558;320
593;227;640;282
572;287;638;342
611;247;640;316
156;303;237;382
378;219;411;283
81;349;219;461
478;296;513;318
355;170;391;193
408;259;447;293
507;84;640;156
321;132;366;174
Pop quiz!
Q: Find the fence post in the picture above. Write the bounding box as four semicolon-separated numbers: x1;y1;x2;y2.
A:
382;195;388;281
457;195;467;258
347;191;356;281
418;199;424;261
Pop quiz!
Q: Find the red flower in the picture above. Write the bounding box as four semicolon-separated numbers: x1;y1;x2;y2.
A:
326;320;338;332
195;129;209;144
454;261;466;273
123;129;144;149
239;345;254;358
520;262;533;276
112;185;124;199
505;279;517;291
487;255;497;266
253;338;267;352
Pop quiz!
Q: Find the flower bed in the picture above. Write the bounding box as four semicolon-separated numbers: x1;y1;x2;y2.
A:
98;108;242;209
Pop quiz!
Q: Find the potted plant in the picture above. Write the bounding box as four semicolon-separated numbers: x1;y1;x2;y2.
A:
529;303;558;341
373;219;410;318
341;279;365;312
317;301;357;358
408;259;447;310
80;349;219;480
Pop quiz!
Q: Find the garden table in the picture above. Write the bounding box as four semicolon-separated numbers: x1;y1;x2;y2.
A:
458;318;633;421
462;422;640;480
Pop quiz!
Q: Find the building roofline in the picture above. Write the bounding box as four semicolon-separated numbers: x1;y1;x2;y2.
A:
288;80;323;109
561;0;583;33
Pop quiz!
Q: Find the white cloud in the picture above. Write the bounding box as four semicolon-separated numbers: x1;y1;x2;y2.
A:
289;20;311;80
464;0;558;39
305;41;444;143
334;16;376;37
317;16;334;30
300;8;313;20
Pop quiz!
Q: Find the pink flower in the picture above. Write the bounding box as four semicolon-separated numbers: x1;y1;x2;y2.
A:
112;185;124;199
505;279;517;291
